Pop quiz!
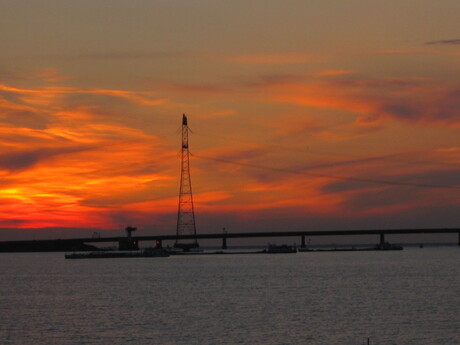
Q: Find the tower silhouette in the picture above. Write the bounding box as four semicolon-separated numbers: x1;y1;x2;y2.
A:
175;114;199;251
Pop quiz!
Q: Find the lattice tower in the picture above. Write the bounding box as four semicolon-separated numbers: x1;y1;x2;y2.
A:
175;114;199;250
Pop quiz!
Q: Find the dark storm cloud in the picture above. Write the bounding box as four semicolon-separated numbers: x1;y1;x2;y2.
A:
425;39;460;45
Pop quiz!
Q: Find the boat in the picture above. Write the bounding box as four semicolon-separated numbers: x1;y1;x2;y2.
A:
65;247;170;259
263;244;297;254
375;242;403;250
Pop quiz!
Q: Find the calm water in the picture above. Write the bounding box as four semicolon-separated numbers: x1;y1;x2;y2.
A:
0;247;459;345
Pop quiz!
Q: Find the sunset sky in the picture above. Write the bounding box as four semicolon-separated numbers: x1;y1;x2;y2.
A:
1;1;459;240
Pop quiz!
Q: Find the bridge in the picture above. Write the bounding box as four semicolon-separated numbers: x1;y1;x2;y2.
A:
0;228;459;252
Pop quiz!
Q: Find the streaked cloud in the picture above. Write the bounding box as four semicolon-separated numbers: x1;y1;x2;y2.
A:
0;81;179;229
77;51;186;60
0;83;167;108
371;49;432;56
198;109;236;119
368;48;460;58
217;53;318;65
317;70;355;76
252;74;460;127
426;39;460;45
36;68;72;83
0;146;94;172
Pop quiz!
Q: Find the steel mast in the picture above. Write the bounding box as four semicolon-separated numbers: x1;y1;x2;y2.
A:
174;114;199;251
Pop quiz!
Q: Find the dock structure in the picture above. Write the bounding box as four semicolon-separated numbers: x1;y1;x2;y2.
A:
118;226;139;251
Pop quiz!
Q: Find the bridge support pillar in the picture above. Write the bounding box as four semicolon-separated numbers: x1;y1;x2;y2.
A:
222;237;227;249
380;233;385;246
301;235;306;248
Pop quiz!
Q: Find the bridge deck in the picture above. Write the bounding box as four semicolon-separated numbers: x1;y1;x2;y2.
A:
0;228;459;252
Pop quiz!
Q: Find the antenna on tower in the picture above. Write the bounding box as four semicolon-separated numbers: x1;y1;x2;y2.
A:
174;114;199;251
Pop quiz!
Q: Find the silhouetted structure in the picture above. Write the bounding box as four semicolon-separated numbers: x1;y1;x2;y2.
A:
1;228;459;252
175;114;199;251
118;226;139;250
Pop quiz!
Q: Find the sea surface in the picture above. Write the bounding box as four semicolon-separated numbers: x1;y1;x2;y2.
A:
0;247;459;345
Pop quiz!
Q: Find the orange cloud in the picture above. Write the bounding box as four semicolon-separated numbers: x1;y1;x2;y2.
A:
0;82;180;229
1;73;458;235
252;76;460;127
198;109;236;119
0;83;167;108
432;147;460;164
36;67;72;83
317;70;355;76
